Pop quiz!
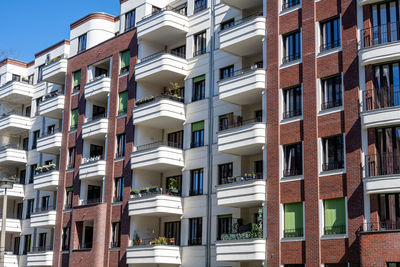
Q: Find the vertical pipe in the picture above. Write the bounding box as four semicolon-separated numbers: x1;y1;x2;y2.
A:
0;189;7;267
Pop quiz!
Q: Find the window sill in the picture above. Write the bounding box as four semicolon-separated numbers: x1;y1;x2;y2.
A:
319;168;346;177
119;71;129;78
280;59;302;69
280;4;301;16
318;106;343;116
317;46;342;58
280;175;304;182
320;234;348;240
281;236;305;242
280;115;303;124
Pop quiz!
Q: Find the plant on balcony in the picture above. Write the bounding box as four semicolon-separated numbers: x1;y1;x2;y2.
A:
162;82;184;100
150;236;168;245
133;233;141;246
135;95;155;106
131;189;140;196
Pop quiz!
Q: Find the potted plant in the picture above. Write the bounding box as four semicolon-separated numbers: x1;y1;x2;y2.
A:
49;163;56;170
169;238;175;245
131;189;140;197
35;167;43;174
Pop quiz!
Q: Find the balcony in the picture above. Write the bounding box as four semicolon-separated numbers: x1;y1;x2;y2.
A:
133;95;185;128
219;14;265;56
4;254;19;267
137;6;189;43
135;51;188;84
34;167;59;191
42;56;67;84
216;175;265;208
131;142;184;171
218;118;266;155
0;112;32;135
84;76;111;103
0;145;27;167
0;218;22;233
216;238;265;262
218;64;265;105
36;131;62;154
79;157;106;180
30;207;57;228
82;115;108;140
39;90;65;119
360;22;400;66
361;86;400;128
126;242;181;265
129;188;182;216
0;183;24;199
221;0;263;9
0;80;34;105
27;247;53;266
364;153;400;194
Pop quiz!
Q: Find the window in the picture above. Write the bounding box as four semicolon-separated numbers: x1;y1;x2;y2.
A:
283;31;301;63
125;9;136;30
28;74;34;85
368;1;400;47
114;177;124;202
12;74;20;82
320;17;341;52
62;227;70;251
78;34;87;53
19;170;26;185
83;224;93;249
283;86;302;119
41;196;50;211
190;169;204;196
65;187;73;209
255;160;263;174
70;109;78;130
23;138;29;151
324;198;346;235
29;164;36;184
168;130;183;148
283;143;303;177
325;264;348;267
120;50;130;73
116;134;126;158
68;147;75;169
111;222;121;248
219;113;232;131
388;263;400;267
171;45;186;58
31;130;40;149
17;203;23;219
282;0;300;10
373;126;400;176
38;64;45;83
87;185;101;203
194;31;206;56
217;214;232;240
220;65;234;80
23;235;32;254
25;106;31;117
218;163;233;184
38;233;47;250
284;202;303;238
189;218;202;245
322;135;344;171
13;237;20;255
26;199;34;219
194;0;207;13
165;221;181;245
321;75;342;110
192;75;206;101
166;176;182;196
90;144;103;158
118;91;128;115
73;70;81;92
191;121;204;148
378;193;400;230
221;19;235;31
35;98;40;116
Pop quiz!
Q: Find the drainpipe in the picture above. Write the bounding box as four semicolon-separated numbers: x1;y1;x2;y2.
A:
206;0;216;266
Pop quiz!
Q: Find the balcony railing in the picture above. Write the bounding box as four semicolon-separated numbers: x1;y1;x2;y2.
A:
219;12;264;33
283;228;304;238
219;63;264;82
33;205;56;214
141;50;186;63
82;155;104;164
283;168;302;177
219;222;263;241
322;160;344;171
30;246;53;253
219;173;262;185
367;153;400;177
0;144;25;151
45;55;67;66
34;164;58;176
361;22;400;48
40;89;63;102
131;237;178;247
282;0;300;10
363;222;400;231
85;113;107;123
363;86;400;112
282;53;301;64
136;141;182;152
324;224;346;235
141;4;187;21
135;94;184;107
0;110;30;119
320;40;341;52
80;198;102;205
321;98;342;110
219;117;262;132
282;109;302;119
193;48;207;57
131;186;181;198
194;3;207;13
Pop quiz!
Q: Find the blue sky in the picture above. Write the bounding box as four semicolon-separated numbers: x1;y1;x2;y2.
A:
0;0;120;62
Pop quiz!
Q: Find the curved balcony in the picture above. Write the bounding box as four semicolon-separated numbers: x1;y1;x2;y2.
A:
82;115;108;140
218;64;265;105
216;175;265;208
221;0;263;9
219;14;265;56
0;145;27;167
84;76;111;103
217;118;266;155
79;156;106;180
42;56;67;85
30;207;57;228
0;112;32;135
39;90;65;119
365;153;400;194
360;23;400;66
216;237;265;262
27;247;53;266
0;183;24;199
137;6;189;43
4;254;19;267
0;80;34;105
36;131;62;154
135;51;188;84
34;167;59;191
126;242;181;265
133;95;185;129
131;141;184;171
0;218;22;233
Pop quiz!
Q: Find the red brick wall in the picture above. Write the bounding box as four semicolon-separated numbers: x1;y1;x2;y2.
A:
360;231;400;266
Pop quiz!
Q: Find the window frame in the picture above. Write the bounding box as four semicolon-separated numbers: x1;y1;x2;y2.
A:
320;16;341;52
282;30;301;64
78;34;87;53
188;217;202;245
190;169;204;196
125;9;136;31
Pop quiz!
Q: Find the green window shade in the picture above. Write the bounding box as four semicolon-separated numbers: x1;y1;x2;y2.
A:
73;71;81;87
193;75;205;83
284;202;303;237
66;187;74;192
218;214;232;219
324;198;346;235
71;109;78;130
121;50;130;69
192;121;204;132
119;91;128;114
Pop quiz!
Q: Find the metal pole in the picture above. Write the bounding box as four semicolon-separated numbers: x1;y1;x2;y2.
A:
0;188;7;267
